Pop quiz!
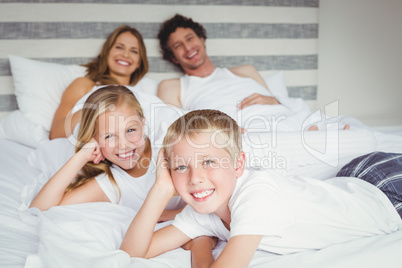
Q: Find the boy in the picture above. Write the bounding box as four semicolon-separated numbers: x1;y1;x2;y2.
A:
120;109;401;267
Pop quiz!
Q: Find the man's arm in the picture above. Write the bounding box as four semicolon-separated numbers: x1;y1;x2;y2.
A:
157;78;183;108
230;65;269;91
230;65;280;109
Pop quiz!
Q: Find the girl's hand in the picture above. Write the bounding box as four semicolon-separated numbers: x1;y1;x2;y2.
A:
79;138;105;164
155;149;176;196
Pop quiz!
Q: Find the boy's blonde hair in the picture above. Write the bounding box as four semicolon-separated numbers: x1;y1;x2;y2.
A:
66;85;145;194
163;109;242;161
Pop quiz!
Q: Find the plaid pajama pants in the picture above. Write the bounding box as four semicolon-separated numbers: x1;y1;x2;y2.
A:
337;151;402;218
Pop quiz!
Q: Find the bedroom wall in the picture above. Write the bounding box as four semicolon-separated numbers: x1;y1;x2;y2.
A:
317;0;402;127
0;0;319;120
0;0;318;120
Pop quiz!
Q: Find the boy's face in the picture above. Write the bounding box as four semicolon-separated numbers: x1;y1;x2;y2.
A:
168;132;245;217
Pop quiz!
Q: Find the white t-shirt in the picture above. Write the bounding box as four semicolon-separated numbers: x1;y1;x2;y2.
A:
96;146;186;212
179;68;310;131
172;169;401;254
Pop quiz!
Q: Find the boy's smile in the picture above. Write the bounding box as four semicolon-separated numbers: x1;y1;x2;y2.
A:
169;132;245;221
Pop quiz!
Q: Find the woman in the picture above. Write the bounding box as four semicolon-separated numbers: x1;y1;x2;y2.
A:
50;25;149;139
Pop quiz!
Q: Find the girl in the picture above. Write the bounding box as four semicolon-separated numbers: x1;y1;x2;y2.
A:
50;25;149;139
30;86;185;217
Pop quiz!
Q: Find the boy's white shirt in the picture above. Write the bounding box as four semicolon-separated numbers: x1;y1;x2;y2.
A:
172;169;402;255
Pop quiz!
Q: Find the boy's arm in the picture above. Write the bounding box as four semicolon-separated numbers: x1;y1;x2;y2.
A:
182;236;218;268
120;150;191;258
211;235;262;268
120;183;190;258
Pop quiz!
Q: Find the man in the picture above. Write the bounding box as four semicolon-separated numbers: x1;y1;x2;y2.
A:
156;14;281;113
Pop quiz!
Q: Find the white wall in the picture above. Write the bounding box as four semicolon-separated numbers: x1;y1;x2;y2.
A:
318;0;402;127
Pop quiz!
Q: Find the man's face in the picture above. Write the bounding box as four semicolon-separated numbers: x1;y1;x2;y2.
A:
167;27;207;72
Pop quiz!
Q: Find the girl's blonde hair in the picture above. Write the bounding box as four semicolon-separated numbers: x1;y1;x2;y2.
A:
163;109;242;161
66;85;145;194
84;25;148;86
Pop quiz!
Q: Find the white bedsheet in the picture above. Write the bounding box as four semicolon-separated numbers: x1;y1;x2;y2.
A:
1;121;402;267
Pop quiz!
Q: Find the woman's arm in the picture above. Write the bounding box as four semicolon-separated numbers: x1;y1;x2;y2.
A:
29;139;105;210
49;77;94;139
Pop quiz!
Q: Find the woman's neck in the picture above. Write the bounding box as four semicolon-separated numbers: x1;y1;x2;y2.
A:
112;74;131;86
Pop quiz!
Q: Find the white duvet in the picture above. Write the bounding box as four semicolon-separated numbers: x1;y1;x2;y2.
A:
2;99;402;267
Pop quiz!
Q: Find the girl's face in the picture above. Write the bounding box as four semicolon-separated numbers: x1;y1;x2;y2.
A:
95;103;146;172
107;31;141;83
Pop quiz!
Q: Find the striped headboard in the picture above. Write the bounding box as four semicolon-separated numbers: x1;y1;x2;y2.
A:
0;0;319;119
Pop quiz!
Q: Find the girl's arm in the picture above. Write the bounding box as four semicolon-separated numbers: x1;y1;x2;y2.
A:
49;77;94;139
29;139;105;210
120;150;191;258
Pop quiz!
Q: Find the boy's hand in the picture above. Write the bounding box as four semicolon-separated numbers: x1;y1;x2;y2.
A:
155;149;176;196
79;138;105;164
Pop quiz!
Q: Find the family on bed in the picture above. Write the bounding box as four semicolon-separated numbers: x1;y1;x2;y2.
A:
26;14;402;268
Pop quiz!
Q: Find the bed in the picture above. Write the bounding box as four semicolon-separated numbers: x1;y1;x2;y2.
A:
1;1;402;268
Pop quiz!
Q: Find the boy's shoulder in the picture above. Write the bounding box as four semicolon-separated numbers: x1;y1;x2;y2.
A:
238;169;284;187
231;169;285;202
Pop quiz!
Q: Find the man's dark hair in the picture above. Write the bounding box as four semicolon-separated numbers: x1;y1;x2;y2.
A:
157;14;207;68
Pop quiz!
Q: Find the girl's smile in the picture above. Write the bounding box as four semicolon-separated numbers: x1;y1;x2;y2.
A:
95;103;147;175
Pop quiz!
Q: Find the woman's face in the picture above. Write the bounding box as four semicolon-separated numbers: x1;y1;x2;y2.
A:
107;32;141;83
95;104;146;172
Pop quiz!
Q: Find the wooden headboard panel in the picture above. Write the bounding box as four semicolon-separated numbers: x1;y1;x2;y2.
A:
0;0;319;118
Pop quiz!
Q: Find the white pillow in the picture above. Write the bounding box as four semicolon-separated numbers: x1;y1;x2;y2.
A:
0;110;48;148
9;55;87;131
